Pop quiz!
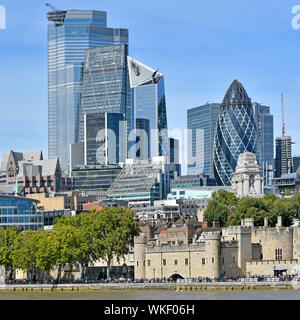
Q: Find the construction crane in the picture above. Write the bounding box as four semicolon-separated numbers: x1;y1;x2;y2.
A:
45;3;57;11
281;93;286;137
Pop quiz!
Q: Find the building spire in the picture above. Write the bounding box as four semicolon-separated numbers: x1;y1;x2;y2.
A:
14;167;19;197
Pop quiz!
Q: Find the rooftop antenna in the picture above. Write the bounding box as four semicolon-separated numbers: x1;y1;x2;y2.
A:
281;93;286;137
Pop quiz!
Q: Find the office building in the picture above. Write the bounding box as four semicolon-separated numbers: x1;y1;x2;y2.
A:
252;103;274;185
84;112;126;165
213;80;261;186
135;118;150;160
0;194;43;231
27;191;97;214
71;165;122;199
47;10;128;171
107;157;172;205
169;138;181;177
275;136;293;177
273;166;300;197
293;156;300;173
78;44;130;149
187;103;221;176
127;56;169;160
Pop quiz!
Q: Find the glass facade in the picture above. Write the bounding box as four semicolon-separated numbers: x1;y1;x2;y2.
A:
275;136;293;177
84;112;126;165
0;195;43;231
187;103;220;176
213;80;261;186
48;10;128;171
293;156;300;173
79;44;130;147
71;165;122;199
253;103;274;165
127;57;169;160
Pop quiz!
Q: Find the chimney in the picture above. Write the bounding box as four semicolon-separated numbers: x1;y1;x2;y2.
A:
202;219;208;229
277;216;282;228
212;219;220;228
264;217;268;228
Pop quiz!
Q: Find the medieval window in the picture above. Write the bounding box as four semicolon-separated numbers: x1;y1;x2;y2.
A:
275;248;282;260
174;259;178;265
202;258;205;265
163;259;166;266
147;260;150;266
212;257;214;264
233;256;236;263
137;261;138;267
222;257;225;264
185;258;189;265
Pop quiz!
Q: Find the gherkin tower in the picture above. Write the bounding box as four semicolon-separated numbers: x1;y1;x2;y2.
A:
213;80;261;186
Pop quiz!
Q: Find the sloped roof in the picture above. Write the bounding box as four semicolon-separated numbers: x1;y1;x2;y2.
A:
127;56;163;87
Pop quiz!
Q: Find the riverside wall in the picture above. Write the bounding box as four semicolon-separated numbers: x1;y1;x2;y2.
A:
0;281;300;291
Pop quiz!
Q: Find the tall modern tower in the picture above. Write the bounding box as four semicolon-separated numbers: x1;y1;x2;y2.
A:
78;44;130;145
127;56;169;160
213;80;261;186
187;103;221;176
47;10;128;171
275;136;293;177
252;103;274;185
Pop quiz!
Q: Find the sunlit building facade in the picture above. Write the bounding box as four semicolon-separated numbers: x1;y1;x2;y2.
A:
47;10;128;171
127;57;169;161
187;103;220;177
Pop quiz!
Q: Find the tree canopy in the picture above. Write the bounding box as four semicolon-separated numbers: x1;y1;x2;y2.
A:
0;206;140;282
204;190;300;227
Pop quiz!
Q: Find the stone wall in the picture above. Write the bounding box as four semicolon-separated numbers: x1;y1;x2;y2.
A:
246;260;300;276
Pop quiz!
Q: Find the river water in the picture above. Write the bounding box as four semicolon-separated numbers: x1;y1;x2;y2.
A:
0;288;299;300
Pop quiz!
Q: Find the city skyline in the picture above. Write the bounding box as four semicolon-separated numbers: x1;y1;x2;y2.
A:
1;0;300;172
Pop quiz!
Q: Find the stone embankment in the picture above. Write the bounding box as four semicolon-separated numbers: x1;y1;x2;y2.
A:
0;281;299;291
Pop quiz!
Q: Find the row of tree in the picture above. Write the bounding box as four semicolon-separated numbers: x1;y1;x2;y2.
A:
0;207;140;282
204;190;300;227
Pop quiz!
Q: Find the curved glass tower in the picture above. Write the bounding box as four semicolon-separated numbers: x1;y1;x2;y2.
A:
213;80;261;186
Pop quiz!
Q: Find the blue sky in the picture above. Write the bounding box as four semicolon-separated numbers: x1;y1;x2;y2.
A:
0;0;300;162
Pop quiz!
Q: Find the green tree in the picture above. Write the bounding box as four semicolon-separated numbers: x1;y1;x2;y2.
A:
203;200;231;227
233;197;268;226
12;230;46;282
211;190;239;208
94;207;140;279
54;213;98;280
35;231;57;278
271;198;297;227
51;223;84;283
0;226;22;280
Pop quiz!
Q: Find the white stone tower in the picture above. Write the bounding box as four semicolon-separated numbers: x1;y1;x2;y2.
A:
231;152;264;198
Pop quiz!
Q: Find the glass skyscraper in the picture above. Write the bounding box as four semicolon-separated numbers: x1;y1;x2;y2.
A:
127;56;169;160
253;103;274;185
213;80;261;186
78;44;130;146
47;10;128;171
84;112;126;165
275;136;293;177
187;103;221;177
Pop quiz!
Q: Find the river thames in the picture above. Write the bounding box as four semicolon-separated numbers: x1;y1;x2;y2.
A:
0;288;299;300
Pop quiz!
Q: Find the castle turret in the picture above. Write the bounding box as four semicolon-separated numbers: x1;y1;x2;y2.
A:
134;234;147;280
205;231;221;279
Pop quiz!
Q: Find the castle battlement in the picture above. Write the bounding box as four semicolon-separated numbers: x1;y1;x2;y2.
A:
204;231;221;241
134;234;147;245
145;242;206;253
